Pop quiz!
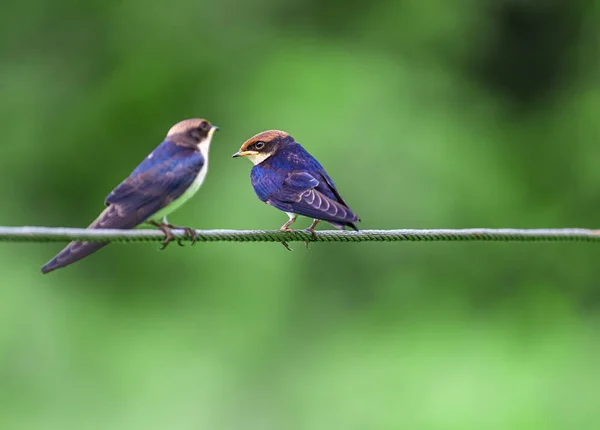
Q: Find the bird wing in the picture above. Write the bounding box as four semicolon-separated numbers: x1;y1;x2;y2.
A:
256;170;359;225
41;141;204;274
314;170;352;209
105;140;205;222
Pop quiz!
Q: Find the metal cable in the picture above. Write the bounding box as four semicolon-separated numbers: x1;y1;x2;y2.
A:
0;227;599;243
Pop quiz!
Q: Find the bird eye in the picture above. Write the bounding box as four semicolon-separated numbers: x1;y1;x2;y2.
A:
255;142;265;150
200;121;209;130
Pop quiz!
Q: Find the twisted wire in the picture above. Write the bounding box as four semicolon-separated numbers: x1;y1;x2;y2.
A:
0;227;599;243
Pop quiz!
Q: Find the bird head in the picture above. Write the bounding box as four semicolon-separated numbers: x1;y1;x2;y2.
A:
232;130;293;165
167;118;219;154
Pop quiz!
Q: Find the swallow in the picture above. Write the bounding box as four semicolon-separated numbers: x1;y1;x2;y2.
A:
41;118;219;274
232;130;359;249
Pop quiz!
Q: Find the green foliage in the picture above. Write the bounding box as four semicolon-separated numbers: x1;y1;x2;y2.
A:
1;0;599;428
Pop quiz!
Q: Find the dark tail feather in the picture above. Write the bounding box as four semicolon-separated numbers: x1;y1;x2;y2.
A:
329;220;359;231
41;241;109;274
329;208;360;231
41;204;135;274
347;222;359;231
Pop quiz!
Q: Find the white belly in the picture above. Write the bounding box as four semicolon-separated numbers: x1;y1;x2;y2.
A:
149;163;208;222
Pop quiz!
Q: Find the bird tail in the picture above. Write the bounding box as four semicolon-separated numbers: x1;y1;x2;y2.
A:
329;220;359;231
41;205;135;274
328;205;360;231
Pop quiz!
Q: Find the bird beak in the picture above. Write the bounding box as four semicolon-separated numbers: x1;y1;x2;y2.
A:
232;150;259;158
205;125;219;141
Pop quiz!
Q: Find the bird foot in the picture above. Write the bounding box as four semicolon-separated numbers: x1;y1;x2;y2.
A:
280;227;296;251
157;224;176;250
167;224;197;246
302;228;318;249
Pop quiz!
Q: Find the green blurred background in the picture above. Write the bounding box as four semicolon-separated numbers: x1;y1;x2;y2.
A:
1;0;600;428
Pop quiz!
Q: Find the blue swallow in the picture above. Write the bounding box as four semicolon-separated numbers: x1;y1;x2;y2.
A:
232;130;359;249
41;118;219;274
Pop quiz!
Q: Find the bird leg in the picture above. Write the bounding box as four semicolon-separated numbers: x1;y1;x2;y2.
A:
166;223;197;245
303;219;320;248
148;220;179;250
158;216;196;246
279;214;297;251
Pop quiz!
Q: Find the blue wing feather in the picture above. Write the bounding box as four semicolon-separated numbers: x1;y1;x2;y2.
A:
41;140;204;274
250;143;359;229
106;140;204;222
42;141;205;273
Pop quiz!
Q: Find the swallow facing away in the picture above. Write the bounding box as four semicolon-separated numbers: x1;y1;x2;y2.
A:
232;130;359;249
41;118;219;274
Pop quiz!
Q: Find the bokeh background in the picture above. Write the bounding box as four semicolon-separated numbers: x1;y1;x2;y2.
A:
1;0;600;428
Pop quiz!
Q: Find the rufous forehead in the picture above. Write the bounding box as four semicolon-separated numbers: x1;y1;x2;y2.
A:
240;130;289;150
167;118;209;136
